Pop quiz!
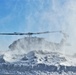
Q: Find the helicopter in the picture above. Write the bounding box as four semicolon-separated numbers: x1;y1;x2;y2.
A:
0;30;69;45
0;31;69;51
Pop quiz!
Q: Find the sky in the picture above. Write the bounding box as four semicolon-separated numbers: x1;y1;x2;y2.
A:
0;0;76;54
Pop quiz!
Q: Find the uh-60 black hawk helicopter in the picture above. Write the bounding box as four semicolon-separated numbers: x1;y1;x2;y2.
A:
0;30;69;51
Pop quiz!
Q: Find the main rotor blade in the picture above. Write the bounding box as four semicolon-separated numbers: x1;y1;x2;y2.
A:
32;31;61;34
0;33;25;35
0;31;61;35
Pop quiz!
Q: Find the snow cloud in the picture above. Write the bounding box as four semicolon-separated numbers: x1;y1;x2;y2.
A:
24;0;76;54
0;0;76;55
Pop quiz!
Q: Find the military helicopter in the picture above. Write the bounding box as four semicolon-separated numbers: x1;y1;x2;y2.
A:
0;31;69;51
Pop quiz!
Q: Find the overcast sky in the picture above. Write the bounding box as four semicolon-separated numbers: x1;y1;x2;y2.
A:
0;0;76;54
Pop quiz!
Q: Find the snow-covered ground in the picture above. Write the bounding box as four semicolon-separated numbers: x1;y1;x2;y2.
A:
0;37;76;75
0;50;75;75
